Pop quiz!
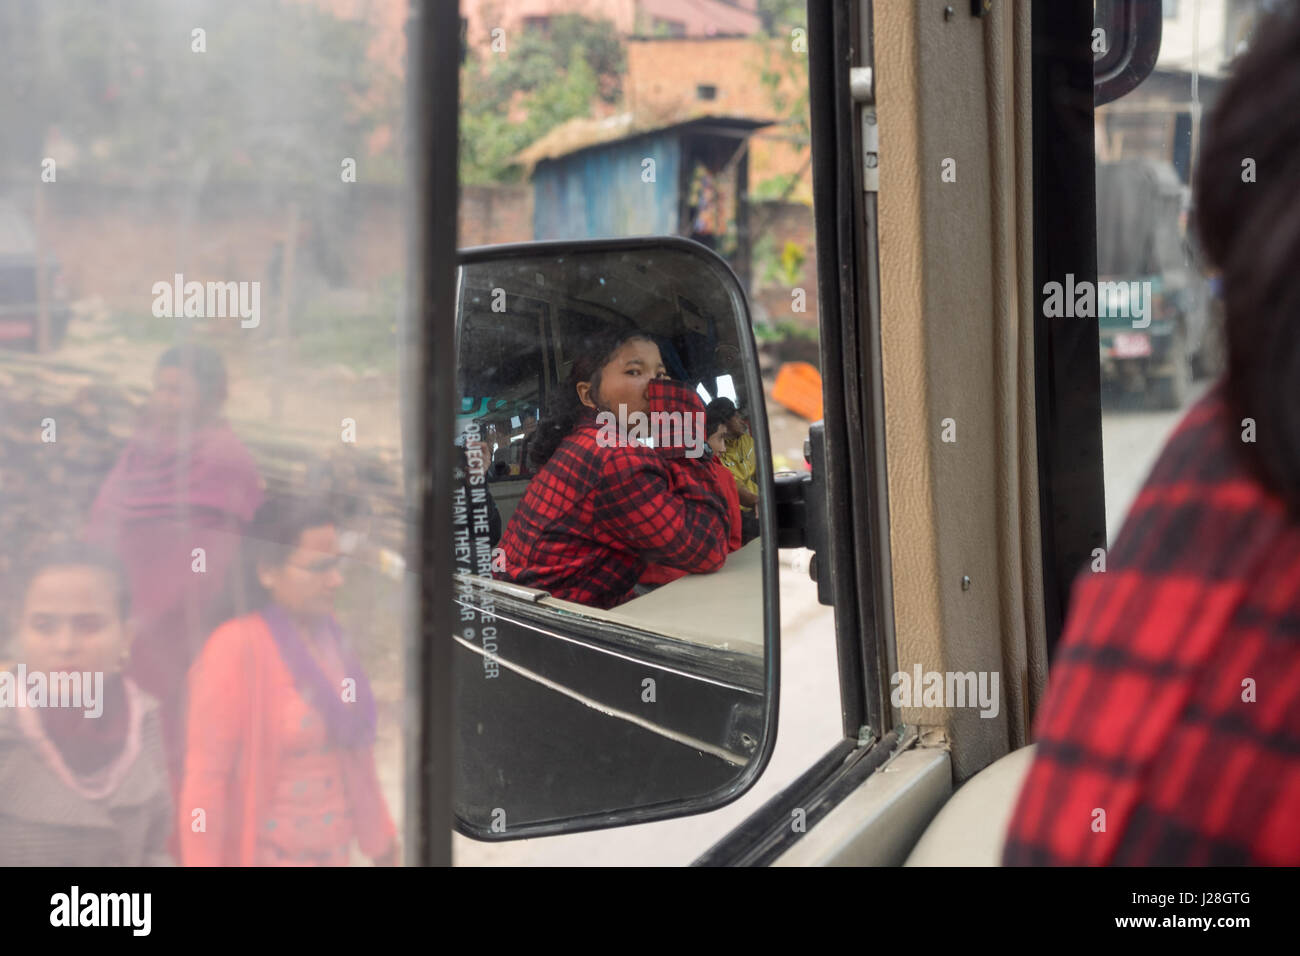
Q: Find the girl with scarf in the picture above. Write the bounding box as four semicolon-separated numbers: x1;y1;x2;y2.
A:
86;344;263;790
497;328;731;609
0;545;172;865
178;496;397;866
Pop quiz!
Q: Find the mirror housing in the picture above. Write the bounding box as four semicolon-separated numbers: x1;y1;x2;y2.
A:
773;422;834;607
451;236;780;840
1094;0;1163;106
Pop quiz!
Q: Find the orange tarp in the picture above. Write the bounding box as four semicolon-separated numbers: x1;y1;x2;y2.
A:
770;361;823;421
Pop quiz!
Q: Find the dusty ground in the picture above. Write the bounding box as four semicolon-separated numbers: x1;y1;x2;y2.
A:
58;300;405;450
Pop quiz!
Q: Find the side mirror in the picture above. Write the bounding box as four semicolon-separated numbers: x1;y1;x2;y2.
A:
1094;0;1163;106
451;237;779;839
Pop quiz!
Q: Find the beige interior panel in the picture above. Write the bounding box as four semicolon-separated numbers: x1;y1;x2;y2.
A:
772;747;952;867
467;542;765;652
542;539;764;651
904;744;1036;865
874;0;1045;782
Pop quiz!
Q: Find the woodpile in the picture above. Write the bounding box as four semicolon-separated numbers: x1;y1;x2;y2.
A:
0;350;409;586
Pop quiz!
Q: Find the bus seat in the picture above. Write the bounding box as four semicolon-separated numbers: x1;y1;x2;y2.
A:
903;744;1036;866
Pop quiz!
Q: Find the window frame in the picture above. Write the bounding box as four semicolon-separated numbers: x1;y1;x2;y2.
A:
1034;0;1110;658
688;0;897;866
434;0;1109;863
408;0;461;868
693;0;1109;864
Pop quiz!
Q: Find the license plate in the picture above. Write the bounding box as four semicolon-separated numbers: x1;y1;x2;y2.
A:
1112;333;1152;358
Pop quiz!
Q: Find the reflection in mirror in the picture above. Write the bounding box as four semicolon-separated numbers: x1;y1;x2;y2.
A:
453;241;773;838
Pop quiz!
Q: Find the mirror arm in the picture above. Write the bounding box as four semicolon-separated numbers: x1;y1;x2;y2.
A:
774;421;833;606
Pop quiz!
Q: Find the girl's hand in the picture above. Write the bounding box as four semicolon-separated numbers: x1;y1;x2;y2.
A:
645;378;709;460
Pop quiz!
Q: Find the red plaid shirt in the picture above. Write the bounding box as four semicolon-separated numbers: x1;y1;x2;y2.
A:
497;379;730;609
1004;384;1300;865
640;457;743;587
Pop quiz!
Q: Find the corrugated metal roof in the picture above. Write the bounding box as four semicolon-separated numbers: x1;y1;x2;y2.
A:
515;112;773;172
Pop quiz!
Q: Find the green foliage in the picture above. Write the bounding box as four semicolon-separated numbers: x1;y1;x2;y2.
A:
98;272;403;375
756;0;811;36
754;233;807;287
752;173;801;201
0;0;392;183
460;15;626;186
294;274;403;373
754;319;819;344
102;310;176;345
751;2;811;199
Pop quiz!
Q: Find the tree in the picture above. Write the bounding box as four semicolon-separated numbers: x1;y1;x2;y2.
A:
459;14;625;186
0;0;391;184
757;0;809;36
751;0;811;201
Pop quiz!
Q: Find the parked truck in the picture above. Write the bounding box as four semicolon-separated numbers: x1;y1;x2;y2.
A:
1095;159;1215;409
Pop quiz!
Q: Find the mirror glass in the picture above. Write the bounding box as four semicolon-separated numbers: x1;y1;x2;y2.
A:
452;240;773;837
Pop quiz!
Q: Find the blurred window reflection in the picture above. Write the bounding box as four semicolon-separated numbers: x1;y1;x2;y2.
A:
0;0;413;866
1094;0;1265;542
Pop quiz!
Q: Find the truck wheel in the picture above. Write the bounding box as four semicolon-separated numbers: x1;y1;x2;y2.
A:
1151;327;1191;411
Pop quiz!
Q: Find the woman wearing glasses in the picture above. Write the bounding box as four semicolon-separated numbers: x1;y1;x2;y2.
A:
178;496;397;866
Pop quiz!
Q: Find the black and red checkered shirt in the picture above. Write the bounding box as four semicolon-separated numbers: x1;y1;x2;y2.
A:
497;379;730;609
1004;383;1300;865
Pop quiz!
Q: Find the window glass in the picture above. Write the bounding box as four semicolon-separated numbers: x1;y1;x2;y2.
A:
454;0;839;863
0;0;415;867
1094;0;1268;541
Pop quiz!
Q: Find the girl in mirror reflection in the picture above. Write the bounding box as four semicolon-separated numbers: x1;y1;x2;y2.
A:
497;328;732;608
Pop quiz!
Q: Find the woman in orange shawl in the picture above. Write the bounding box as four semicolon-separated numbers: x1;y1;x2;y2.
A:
179;496;396;866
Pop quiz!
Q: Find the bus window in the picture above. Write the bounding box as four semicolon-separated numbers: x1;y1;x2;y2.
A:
0;0;420;867
1093;1;1261;541
453;2;841;863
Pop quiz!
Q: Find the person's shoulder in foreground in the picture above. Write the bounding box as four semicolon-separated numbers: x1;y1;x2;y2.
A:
1004;384;1300;864
1006;1;1300;866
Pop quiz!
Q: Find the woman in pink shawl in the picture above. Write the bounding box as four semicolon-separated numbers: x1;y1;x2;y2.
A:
86;344;263;790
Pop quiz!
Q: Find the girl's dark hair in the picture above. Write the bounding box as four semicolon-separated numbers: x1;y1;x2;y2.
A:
213;495;337;622
705;408;729;440
157;343;229;408
705;397;737;438
8;542;132;626
1194;3;1300;511
528;327;656;468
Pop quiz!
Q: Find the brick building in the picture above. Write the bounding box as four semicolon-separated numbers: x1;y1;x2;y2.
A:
625;35;813;203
